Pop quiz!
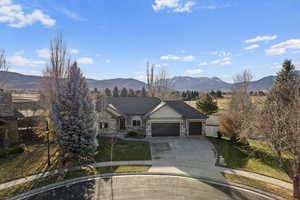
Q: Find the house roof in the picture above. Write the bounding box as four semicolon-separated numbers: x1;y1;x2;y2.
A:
106;97;161;115
164;101;208;119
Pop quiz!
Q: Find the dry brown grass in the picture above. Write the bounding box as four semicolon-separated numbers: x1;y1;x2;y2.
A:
223;173;293;200
186;95;266;113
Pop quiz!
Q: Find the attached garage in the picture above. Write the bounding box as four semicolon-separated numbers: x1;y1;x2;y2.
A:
189;122;202;135
151;123;180;137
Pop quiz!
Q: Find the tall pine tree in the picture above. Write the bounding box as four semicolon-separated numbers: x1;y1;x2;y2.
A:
55;62;98;165
120;87;128;97
196;94;218;115
113;86;119;97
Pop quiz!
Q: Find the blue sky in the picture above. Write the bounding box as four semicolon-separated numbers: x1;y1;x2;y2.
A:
0;0;300;82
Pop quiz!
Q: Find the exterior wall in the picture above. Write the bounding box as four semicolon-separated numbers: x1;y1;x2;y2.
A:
0;91;19;147
0;120;18;148
150;105;182;119
0;91;14;118
147;104;186;136
125;115;146;135
205;125;218;137
97;110;118;135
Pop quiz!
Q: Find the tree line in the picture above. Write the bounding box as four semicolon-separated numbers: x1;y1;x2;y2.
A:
93;86;147;97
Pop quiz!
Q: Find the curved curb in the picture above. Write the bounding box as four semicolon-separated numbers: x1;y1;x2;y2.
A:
0;160;152;190
7;172;286;200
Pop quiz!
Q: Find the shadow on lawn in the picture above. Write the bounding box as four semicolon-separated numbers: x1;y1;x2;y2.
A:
209;137;290;178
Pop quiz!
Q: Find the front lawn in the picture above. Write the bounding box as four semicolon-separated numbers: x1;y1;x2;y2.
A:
0;137;151;184
0;165;151;199
95;136;151;162
208;137;291;182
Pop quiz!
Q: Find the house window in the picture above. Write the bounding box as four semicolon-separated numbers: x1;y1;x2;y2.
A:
99;122;109;129
132;120;141;127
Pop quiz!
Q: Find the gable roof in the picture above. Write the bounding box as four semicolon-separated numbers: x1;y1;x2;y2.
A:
164;101;208;119
106;97;161;115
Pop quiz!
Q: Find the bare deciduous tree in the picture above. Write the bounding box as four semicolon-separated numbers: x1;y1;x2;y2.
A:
146;62;155;97
146;63;179;100
0;49;8;88
41;34;70;166
220;70;254;142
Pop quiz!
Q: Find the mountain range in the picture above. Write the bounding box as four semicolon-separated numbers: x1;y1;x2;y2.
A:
0;71;299;91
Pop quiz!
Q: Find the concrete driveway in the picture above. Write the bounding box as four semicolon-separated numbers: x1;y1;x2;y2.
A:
149;136;225;180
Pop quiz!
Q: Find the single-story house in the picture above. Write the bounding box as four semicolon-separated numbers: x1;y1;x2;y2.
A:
96;97;208;137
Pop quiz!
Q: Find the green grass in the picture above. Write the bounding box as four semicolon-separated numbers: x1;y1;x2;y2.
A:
222;173;293;200
95;137;151;162
0;165;150;199
0;143;59;184
0;137;151;184
208;137;291;183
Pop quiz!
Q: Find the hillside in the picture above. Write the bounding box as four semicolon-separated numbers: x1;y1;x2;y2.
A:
0;71;299;91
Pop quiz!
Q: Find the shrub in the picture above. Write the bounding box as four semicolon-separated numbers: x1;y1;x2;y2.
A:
220;112;242;142
8;144;27;155
217;131;223;139
127;131;138;137
0;149;7;158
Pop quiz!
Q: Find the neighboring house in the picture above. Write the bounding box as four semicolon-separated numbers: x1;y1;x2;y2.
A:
96;97;208;137
0;90;19;148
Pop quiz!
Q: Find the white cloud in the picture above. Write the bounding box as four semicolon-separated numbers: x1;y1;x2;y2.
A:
155;63;169;67
160;54;195;62
37;48;50;59
8;53;45;66
244;44;260;50
265;39;300;56
211;56;232;65
152;0;196;13
105;59;111;64
70;48;79;55
77;57;93;64
61;8;86;21
198;62;208;66
0;0;56;28
245;35;277;43
0;0;11;6
174;1;195;13
185;68;204;75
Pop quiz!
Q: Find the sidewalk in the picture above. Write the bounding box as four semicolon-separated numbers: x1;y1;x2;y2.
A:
217;167;293;190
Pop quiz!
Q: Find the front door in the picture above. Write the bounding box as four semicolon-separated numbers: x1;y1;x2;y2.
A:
119;118;126;130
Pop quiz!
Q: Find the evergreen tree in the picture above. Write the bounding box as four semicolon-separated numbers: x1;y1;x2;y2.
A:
141;87;147;97
104;88;112;96
273;60;299;104
55;62;98;165
128;89;135;97
120;87;128;97
196;94;218;115
216;90;223;98
276;60;298;84
112;86;119;97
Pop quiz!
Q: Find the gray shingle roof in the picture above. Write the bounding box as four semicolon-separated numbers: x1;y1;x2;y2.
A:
164;101;208;119
106;97;161;115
